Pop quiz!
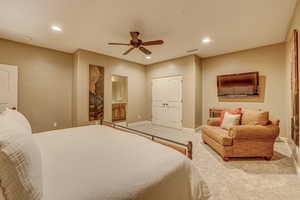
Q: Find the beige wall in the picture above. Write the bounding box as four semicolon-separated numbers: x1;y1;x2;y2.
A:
202;43;287;136
285;0;300;165
195;56;203;128
0;38;73;132
73;50;147;125
146;55;199;129
0;32;289;139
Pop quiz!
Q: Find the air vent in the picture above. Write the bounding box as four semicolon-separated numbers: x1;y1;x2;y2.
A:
186;49;198;53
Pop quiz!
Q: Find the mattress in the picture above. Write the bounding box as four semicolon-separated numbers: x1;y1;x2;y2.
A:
34;125;209;200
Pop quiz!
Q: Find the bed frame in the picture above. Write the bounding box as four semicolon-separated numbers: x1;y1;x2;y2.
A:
100;120;193;159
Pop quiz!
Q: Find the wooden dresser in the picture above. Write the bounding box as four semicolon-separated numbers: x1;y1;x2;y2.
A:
112;103;127;122
209;108;223;118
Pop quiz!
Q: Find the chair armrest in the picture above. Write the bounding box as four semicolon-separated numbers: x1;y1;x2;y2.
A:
228;125;279;140
268;120;280;126
207;118;221;126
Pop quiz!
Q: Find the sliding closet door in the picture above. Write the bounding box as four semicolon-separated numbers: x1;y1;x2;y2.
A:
152;76;182;129
0;64;18;111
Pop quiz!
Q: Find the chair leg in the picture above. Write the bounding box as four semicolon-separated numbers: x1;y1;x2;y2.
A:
264;156;272;161
223;157;229;161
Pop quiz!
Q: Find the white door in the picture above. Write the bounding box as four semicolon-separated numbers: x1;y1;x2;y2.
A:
0;64;18;111
152;76;182;129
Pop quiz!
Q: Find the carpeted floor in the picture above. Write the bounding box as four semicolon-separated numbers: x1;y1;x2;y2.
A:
129;123;300;200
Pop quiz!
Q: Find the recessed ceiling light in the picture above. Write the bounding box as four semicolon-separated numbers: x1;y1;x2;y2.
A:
202;37;211;44
51;25;62;32
145;56;151;59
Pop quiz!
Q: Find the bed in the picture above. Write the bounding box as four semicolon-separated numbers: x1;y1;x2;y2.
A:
35;125;209;200
0;108;209;200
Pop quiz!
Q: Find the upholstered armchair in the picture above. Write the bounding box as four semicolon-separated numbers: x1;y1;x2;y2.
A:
201;110;280;161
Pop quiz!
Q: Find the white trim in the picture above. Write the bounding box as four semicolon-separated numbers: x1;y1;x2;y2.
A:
283;138;300;178
195;126;202;132
182;126;202;133
0;64;18;111
151;74;184;79
182;127;196;134
114;121;128;127
128;120;152;127
293;157;300;178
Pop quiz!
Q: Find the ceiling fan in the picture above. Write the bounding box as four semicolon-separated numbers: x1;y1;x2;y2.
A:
108;32;164;55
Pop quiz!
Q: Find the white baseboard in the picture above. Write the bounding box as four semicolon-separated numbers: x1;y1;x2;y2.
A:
182;127;201;134
195;126;202;132
114;121;128;127
128;120;152;127
182;128;195;134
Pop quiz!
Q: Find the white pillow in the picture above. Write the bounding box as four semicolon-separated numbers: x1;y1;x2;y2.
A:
0;129;43;200
221;112;241;130
0;109;32;134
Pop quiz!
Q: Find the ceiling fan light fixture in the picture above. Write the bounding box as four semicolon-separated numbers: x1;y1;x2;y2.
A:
108;31;164;56
145;56;151;59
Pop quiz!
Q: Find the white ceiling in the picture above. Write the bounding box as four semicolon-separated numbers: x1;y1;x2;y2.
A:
0;0;297;65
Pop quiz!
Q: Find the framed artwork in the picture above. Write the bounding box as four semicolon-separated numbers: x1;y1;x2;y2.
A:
217;72;259;97
89;65;104;121
217;72;265;102
291;29;299;147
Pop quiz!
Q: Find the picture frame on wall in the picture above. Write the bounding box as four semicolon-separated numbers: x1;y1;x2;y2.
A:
291;29;299;147
89;64;104;121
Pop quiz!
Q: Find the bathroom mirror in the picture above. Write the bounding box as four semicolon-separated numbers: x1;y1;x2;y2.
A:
111;75;128;123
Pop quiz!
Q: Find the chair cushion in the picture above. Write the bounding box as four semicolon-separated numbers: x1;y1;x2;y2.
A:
241;109;269;126
201;125;233;146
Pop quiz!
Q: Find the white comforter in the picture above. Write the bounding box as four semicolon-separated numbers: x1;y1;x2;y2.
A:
34;125;209;200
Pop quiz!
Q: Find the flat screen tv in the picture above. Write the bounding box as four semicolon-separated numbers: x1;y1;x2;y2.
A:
217;72;259;97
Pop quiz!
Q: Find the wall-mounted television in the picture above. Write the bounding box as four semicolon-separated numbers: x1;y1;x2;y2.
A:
217;72;259;97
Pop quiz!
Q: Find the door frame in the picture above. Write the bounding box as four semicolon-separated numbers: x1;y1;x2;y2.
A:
151;75;183;129
0;64;18;111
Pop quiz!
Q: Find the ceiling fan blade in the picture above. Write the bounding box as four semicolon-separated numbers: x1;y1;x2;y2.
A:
139;47;152;55
142;40;164;46
108;43;130;46
130;32;139;42
123;47;135;55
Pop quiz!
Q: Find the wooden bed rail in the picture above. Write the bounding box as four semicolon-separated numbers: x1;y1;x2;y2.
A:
100;120;193;160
